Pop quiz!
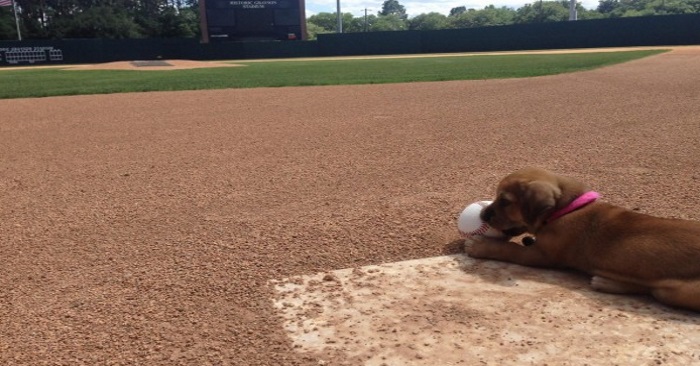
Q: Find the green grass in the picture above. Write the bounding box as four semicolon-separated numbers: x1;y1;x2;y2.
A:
0;50;666;99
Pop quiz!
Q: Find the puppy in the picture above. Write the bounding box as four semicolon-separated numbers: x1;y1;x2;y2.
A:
466;167;700;312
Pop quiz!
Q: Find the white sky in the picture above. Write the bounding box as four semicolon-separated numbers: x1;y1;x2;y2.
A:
305;0;601;17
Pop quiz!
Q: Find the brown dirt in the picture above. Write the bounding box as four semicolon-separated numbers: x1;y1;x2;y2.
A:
272;255;700;365
1;46;700;365
0;59;242;71
65;59;242;71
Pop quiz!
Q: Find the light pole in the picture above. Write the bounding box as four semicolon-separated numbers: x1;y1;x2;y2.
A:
10;0;22;41
364;8;370;32
569;0;577;21
336;0;342;33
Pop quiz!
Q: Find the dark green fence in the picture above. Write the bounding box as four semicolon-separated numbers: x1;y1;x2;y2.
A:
1;13;699;67
320;13;700;55
418;14;700;53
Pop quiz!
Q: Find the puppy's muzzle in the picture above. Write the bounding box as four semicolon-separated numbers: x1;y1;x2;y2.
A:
481;204;527;237
480;205;494;222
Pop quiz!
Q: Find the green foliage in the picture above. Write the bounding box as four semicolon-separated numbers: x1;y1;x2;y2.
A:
577;6;605;20
450;5;516;28
0;0;200;39
50;6;143;39
379;0;407;20
307;12;355;33
346;14;376;33
0;8;18;40
339;13;359;32
157;7;198;38
372;14;407;31
133;0;168;37
305;22;328;40
449;6;467;17
0;50;665;99
1;0;699;40
597;0;700;16
301;0;700;36
515;1;570;23
408;12;449;31
307;12;338;32
308;11;401;33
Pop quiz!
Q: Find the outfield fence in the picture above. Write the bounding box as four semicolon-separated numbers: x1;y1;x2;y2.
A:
1;13;699;67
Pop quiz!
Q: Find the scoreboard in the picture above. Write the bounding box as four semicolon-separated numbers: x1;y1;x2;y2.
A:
200;0;306;42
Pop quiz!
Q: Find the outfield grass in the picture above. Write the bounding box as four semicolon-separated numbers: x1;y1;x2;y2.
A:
0;50;666;99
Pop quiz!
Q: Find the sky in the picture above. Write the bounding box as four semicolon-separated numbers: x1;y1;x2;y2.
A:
305;0;602;18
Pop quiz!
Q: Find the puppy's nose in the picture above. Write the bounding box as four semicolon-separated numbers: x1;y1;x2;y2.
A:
481;206;494;222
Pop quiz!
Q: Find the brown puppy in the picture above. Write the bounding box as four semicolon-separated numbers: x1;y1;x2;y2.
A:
467;167;700;312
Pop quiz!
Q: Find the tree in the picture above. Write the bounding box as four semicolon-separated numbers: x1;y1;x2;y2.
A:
50;5;142;39
347;14;377;32
133;0;169;37
157;6;198;38
689;0;700;12
0;7;19;40
371;14;407;31
449;6;467;17
629;0;697;15
514;1;570;23
378;0;407;20
408;12;449;30
340;12;356;32
575;2;605;19
305;22;328;40
177;6;201;37
1;0;202;39
307;12;337;32
450;5;516;29
4;0;700;41
307;12;355;33
15;0;50;38
596;0;700;18
597;0;619;14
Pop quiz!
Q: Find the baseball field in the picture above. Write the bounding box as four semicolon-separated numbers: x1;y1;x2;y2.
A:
0;49;664;99
1;46;699;365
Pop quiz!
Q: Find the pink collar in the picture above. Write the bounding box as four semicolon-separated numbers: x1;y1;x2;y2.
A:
548;191;600;222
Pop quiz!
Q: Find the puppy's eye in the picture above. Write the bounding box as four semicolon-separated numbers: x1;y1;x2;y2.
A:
497;192;516;207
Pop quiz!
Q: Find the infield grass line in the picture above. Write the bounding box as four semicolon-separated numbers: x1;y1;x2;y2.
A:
0;50;666;99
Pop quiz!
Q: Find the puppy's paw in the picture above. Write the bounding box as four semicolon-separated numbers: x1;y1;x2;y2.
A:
466;247;487;259
590;276;614;292
465;236;504;259
591;276;649;295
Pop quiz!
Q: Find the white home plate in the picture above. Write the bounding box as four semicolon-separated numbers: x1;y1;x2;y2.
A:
271;252;700;365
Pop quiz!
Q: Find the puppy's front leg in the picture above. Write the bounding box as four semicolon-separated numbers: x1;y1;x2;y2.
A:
590;276;649;295
466;237;557;267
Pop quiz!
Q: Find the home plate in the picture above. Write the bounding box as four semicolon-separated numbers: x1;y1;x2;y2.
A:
271;253;700;365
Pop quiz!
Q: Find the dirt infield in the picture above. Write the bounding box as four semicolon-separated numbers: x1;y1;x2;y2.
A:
1;47;700;365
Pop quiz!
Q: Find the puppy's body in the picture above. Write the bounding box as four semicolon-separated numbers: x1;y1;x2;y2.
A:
467;167;700;311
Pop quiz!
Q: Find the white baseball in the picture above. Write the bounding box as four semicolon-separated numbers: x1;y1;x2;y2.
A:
457;200;507;238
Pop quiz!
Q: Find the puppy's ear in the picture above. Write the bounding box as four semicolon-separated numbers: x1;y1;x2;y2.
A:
521;181;561;230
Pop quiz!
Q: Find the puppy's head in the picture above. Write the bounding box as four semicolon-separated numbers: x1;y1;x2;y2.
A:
481;167;586;234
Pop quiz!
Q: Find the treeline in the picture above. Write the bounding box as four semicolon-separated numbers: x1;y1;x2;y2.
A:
308;0;700;39
2;0;700;41
0;0;200;40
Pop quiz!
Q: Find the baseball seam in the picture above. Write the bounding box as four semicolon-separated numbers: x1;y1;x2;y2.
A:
458;201;495;237
459;222;491;237
471;222;491;236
